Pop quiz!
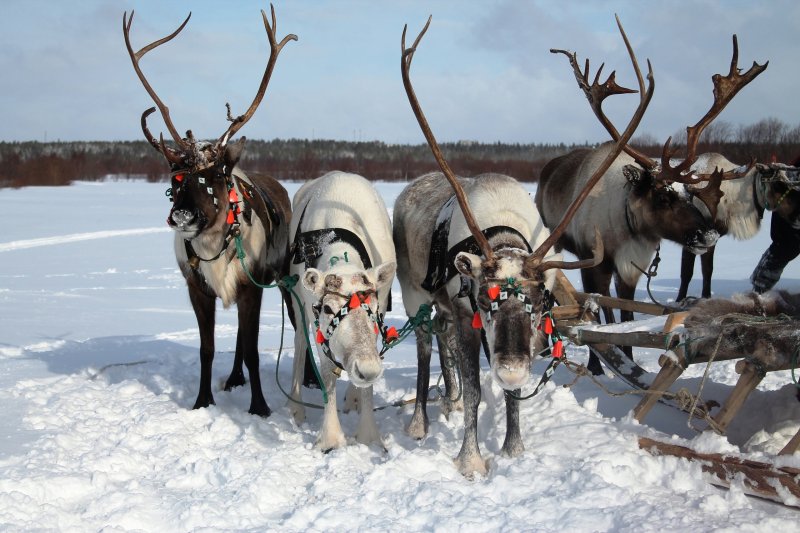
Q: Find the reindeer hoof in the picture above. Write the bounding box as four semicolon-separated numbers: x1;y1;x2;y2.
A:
192;394;215;410
224;371;246;391
454;453;489;478
249;400;272;418
587;355;605;376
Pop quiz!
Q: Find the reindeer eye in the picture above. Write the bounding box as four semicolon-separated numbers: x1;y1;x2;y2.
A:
323;304;334;315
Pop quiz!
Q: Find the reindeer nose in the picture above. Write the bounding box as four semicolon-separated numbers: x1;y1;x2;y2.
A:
352;359;383;385
494;363;530;390
689;228;719;250
171;209;195;228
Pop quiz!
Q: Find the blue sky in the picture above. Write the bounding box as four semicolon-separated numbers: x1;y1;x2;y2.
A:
1;0;797;145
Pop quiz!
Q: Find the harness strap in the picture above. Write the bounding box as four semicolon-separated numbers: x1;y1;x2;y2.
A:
290;202;374;270
424;227;533;293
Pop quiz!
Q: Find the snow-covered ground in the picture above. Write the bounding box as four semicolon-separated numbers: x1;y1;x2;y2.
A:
1;179;798;531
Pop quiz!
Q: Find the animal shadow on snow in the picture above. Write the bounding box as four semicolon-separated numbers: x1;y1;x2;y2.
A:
27;335;201;407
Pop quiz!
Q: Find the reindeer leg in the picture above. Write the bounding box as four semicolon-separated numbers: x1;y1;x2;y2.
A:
316;362;346;452
238;284;270;417
501;390;523;457
452;303;488;478
438;328;463;417
281;285;318;389
677;248;696;301
224;333;246;391
615;277;636;360
581;265;613;375
700;245;716;298
355;385;383;449
188;283;216;410
289;310;309;424
407;324;433;439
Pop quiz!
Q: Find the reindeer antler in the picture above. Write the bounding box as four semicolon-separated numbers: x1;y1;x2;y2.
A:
401;16;494;260
529;15;655;270
125;5;296;166
216;4;297;148
659;34;768;185
550;39;655;170
123;11;191;152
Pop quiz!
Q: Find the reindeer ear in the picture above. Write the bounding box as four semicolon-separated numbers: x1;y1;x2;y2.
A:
622;164;643;185
224;137;247;170
302;268;325;297
372;261;396;290
454;252;482;280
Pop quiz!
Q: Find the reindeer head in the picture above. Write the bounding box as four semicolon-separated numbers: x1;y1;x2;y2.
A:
123;6;296;239
553;26;766;253
303;261;396;387
452;249;548;388
622;163;719;254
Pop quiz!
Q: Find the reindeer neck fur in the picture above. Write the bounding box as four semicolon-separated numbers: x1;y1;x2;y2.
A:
688;153;762;240
447;173;544;250
175;169;267;308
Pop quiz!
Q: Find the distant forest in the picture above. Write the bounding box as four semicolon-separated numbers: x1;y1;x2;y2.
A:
1;118;798;188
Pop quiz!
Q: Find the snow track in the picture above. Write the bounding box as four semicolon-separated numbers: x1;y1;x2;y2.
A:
0;227;171;253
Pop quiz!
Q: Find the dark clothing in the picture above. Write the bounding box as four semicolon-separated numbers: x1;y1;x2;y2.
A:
751;213;800;293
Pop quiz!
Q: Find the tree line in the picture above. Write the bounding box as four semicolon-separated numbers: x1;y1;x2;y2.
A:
1;118;798;188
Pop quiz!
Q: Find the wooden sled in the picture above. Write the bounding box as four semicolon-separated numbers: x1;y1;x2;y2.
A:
551;271;800;457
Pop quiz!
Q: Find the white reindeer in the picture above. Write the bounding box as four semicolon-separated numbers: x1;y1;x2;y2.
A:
288;171;396;451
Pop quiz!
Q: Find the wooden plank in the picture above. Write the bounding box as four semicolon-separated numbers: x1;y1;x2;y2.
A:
712;362;765;434
633;347;688;422
573;291;669;316
639;437;800;505
569;328;671;349
552;270;579;306
663;311;689;332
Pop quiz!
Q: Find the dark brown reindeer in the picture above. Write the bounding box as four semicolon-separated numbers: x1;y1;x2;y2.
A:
539;23;766;357
123;5;296;417
395;16;648;477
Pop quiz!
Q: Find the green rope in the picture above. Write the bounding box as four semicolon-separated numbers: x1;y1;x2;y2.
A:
380;303;433;354
235;235;329;404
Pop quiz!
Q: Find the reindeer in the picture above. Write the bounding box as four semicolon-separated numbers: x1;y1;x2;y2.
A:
540;26;766;349
123;6;296;417
287;171;396;451
676;156;800;300
395;17;647;477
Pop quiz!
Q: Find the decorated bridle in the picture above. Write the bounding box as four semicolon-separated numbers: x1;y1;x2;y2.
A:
312;289;399;372
167;164;245;267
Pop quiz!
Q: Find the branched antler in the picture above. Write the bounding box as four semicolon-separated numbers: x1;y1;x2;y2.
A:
529;15;655;270
401;16;494;260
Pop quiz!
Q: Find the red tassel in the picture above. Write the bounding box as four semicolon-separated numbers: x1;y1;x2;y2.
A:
552;339;564;358
315;328;325;344
349;293;360;309
374;324;379;334
386;326;399;341
472;311;483;329
543;316;553;335
226;210;235;224
487;285;501;300
228;188;239;203
174;173;184;182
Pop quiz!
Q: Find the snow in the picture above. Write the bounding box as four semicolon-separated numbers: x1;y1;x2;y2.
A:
1;179;799;531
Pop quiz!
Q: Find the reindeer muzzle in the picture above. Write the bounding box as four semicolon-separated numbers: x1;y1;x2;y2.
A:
686;228;719;255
